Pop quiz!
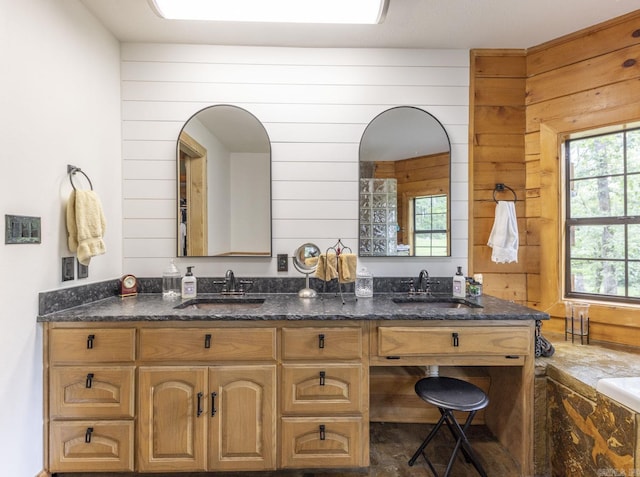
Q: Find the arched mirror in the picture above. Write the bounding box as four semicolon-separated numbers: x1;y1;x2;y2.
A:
359;106;451;257
177;105;271;257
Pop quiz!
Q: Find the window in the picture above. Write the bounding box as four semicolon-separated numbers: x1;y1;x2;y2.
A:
413;195;447;256
565;126;640;302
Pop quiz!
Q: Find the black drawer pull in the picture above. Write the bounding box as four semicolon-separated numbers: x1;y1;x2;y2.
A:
318;333;325;349
197;392;203;417
85;427;93;443
204;334;212;349
211;392;218;416
85;373;94;388
452;332;459;347
319;371;326;386
87;334;95;349
319;424;326;441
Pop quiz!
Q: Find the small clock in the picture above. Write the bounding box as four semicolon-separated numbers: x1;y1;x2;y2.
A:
119;274;138;297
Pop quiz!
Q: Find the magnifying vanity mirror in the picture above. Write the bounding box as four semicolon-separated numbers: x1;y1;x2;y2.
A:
177;105;271;257
292;243;320;298
359;106;451;257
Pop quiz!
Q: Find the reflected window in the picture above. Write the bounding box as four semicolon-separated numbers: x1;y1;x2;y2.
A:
413;195;448;257
358;106;451;257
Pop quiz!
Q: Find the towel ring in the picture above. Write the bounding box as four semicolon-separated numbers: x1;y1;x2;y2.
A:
68;164;93;191
493;183;516;203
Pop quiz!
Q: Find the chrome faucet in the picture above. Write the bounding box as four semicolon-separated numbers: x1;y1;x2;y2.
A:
417;269;431;294
225;269;236;293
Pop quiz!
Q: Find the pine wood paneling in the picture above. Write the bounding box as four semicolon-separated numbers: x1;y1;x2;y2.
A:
524;11;640;346
526;79;640;132
469;50;527;300
526;44;640;105
527;11;640;75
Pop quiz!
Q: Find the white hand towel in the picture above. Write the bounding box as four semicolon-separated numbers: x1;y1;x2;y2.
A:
487;200;519;263
66;189;107;266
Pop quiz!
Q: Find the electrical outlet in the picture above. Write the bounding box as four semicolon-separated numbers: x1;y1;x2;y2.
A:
62;257;75;281
77;260;89;279
277;254;288;272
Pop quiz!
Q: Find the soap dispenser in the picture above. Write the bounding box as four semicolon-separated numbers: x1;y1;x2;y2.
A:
182;266;197;299
452;266;465;298
162;259;181;299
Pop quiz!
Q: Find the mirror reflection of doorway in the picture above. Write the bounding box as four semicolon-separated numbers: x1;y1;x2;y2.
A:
179;131;208;256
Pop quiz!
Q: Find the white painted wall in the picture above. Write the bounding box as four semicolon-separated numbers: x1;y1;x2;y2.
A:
122;44;470;278
0;0;122;474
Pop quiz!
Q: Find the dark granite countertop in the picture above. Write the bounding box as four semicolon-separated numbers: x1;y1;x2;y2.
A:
37;292;548;323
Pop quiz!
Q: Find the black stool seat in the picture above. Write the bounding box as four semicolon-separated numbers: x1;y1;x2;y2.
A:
408;376;489;477
415;376;489;412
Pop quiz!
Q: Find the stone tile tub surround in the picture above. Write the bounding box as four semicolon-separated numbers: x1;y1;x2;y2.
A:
535;335;640;476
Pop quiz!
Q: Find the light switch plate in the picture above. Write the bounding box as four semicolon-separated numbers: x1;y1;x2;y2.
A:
5;214;41;244
277;254;288;272
62;257;75;281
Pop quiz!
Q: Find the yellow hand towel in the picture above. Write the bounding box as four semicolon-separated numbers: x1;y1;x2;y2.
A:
66;190;107;266
315;253;338;282
338;253;358;283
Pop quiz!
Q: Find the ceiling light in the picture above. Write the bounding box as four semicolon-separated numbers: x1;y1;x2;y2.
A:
149;0;388;24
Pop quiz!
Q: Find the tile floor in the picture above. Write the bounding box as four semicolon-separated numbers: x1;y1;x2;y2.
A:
57;422;521;477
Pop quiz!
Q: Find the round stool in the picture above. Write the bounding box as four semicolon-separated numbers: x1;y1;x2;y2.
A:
408;376;489;477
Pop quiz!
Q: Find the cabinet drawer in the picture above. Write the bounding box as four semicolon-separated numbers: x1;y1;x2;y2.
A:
49;328;136;364
282;327;362;360
377;325;531;357
280;417;363;468
139;328;276;361
50;366;135;419
50;420;134;472
281;364;363;414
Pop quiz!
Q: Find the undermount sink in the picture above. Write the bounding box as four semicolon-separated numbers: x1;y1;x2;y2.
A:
392;296;483;309
174;297;265;310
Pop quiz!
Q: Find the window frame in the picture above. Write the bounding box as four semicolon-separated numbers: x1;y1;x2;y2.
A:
564;125;640;304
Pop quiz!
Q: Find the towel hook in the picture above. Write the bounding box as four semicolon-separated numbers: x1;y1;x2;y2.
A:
68;164;93;191
493;183;516;203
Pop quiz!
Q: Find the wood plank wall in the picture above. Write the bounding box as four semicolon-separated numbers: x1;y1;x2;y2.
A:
470;10;640;347
120;44;470;278
469;50;528;302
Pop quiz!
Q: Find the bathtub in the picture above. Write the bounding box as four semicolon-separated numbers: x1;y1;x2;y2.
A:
596;377;640;413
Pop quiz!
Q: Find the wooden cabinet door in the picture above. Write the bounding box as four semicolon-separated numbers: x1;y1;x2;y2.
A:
208;365;276;471
137;367;208;472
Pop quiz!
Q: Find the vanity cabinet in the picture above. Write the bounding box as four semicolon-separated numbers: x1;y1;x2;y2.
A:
369;320;535;475
137;364;276;472
137;327;277;472
43;317;534;475
47;327;136;472
280;325;369;469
